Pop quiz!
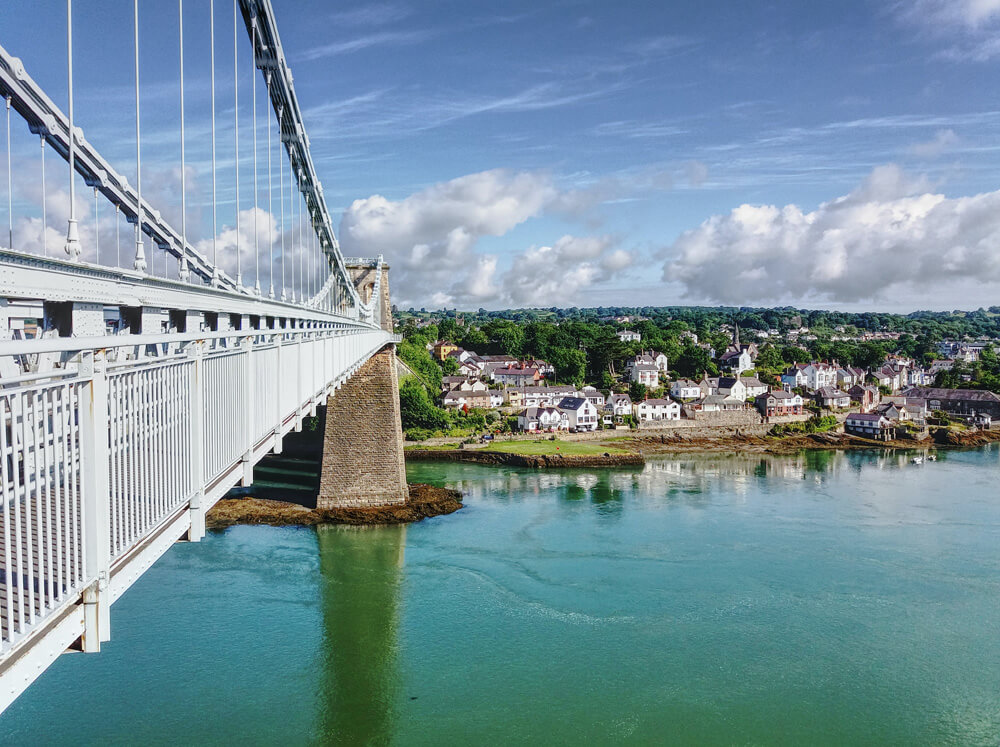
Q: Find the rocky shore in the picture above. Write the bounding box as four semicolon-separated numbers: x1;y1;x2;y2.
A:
405;449;645;468
206;483;463;529
624;427;1000;455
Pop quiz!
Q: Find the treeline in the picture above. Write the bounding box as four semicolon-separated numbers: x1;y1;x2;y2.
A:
400;305;1000;342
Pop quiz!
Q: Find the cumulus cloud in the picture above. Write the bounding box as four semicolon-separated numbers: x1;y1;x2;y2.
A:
501;235;633;306
339;168;635;307
664;164;1000;304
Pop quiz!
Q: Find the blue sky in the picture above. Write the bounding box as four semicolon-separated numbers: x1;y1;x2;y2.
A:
4;0;1000;310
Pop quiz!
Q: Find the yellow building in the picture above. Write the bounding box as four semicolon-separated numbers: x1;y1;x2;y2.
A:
433;341;459;361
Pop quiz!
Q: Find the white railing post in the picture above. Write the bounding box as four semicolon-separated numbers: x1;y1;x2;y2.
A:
240;335;254;486
273;333;283;454
294;331;304;431
186;340;205;541
79;349;111;649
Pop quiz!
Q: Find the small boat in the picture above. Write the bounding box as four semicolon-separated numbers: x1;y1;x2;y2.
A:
911;456;924;465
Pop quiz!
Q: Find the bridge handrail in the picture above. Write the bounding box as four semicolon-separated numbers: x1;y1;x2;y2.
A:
0;327;400;357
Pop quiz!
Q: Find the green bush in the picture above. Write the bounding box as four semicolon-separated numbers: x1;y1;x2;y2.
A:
405;427;433;442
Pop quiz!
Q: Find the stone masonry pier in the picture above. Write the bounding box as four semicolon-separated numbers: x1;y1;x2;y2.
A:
318;260;408;508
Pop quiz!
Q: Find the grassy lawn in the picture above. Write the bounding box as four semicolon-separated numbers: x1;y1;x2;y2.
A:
403;443;459;451
481;440;629;456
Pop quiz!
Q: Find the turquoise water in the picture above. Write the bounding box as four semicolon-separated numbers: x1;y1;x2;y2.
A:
2;447;1000;745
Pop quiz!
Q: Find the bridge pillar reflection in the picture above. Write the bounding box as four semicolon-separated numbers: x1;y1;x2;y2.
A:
318;261;406;508
316;524;405;743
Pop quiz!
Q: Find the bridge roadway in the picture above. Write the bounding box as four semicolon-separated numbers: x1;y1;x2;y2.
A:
0;254;398;713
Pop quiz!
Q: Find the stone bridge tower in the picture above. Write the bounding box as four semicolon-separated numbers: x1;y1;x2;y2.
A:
317;259;408;508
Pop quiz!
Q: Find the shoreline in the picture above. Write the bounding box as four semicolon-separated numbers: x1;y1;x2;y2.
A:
405;449;645;468
406;427;1000;463
206;483;463;529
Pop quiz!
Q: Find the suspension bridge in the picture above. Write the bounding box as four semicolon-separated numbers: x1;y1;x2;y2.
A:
0;0;407;712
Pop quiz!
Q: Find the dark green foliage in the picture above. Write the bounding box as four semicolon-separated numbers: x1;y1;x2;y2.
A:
399;377;450;432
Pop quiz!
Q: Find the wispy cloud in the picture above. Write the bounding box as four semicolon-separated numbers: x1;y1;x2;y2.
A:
592;120;687;139
895;0;1000;61
328;4;413;27
299;29;433;61
908;128;960;158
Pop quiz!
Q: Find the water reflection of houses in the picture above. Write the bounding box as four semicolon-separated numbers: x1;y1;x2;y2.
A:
443;447;934;509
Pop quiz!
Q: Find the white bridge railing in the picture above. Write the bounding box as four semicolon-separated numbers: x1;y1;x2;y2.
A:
0;323;397;710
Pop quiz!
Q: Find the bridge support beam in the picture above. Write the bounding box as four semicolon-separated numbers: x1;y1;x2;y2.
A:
318;259;405;508
317;345;407;508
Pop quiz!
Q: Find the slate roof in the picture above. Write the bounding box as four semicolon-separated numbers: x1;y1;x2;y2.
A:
901;387;1000;403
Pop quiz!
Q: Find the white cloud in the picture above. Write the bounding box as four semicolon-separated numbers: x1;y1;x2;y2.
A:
500;235;633;306
340;169;556;306
664;164;1000;304
339;169;636;307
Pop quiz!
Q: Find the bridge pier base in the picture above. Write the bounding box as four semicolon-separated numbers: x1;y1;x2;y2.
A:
317;345;408;509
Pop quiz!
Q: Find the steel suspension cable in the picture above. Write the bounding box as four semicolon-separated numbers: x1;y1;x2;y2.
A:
251;15;259;295
5;96;11;251
64;0;81;260
279;110;285;301
178;0;189;282
266;71;273;299
133;0;146;272
233;0;241;287
40;135;47;257
210;0;218;286
93;187;98;263
115;204;120;268
296;167;302;304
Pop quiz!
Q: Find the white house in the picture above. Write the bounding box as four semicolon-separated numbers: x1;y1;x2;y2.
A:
604;393;633;421
629;351;669;374
631;363;659;387
740;376;769;399
716;377;748;402
578;385;605;408
617;330;641;343
517;406;566;432
671;379;702;400
635;398;681;422
556;396;599;431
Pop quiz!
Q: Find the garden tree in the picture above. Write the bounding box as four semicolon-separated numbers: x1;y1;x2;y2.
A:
524;321;557;359
629;381;647;401
780;345;810;365
674;343;716;378
855;341;889;370
484;319;525;356
459;326;489;351
439;356;460;375
437;317;458;342
756;344;785;373
598;370;618;391
399;377;450;432
548;347;587;385
397;340;443;390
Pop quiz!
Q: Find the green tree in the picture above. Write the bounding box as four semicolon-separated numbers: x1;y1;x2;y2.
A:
398;377;450;432
549;347;587;385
